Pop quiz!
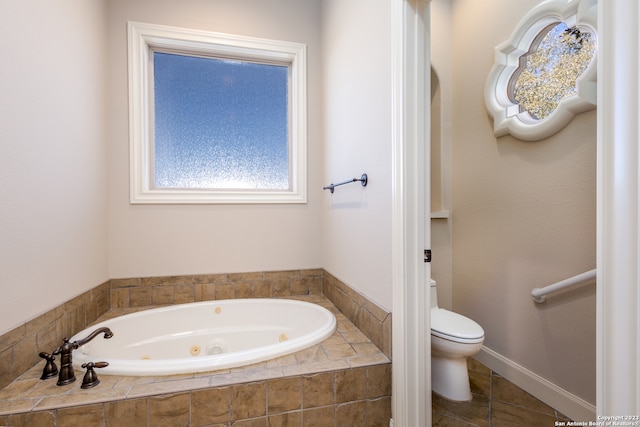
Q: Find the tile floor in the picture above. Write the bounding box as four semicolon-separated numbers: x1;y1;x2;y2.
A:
433;358;572;426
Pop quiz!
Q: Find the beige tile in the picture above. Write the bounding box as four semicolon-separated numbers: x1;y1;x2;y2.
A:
25;308;59;337
341;330;370;344
174;283;195;304
191;386;230;426
491;400;557;426
148;392;190;427
0;348;12;391
0;324;26;350
254;282;273;298
321;334;348;346
268;377;302;414
265;354;298;369
492;375;556;415
268;410;303;427
468;357;491;398
152;285;174;305
231;382;267;421
367;396;392;427
366;364;391;399
263;270;298;280
432;391;490;427
230;271;265;282
336;367;366;404
432;410;477;426
201;282;216;301
283;360;349;377
216;282;235;300
352;343;382;357
323;343;357;360
0;377;38;401
302;406;335;427
6;410;56;427
104;397;148;427
129;287;153;307
303;372;335;409
0;398;40;417
236;281;256;298
347;354;390;368
336;400;366;427
127;377;210;398
12;335;37;379
110;288;129;309
57;403;105;427
232;416;267;426
269;279;291;297
110;278;141;289
295;345;328;364
36;387;130;411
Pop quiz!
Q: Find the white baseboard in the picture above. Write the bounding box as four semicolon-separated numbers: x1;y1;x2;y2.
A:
473;346;596;422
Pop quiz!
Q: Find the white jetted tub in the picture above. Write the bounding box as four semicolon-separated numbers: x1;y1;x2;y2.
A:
70;298;337;376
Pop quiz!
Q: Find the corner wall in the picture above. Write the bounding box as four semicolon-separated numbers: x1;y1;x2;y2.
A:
106;0;324;279
320;0;394;312
450;0;596;406
0;0;109;336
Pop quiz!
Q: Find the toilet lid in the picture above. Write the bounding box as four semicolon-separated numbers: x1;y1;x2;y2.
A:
431;308;484;343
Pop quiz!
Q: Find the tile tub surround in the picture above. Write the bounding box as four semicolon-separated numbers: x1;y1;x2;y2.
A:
0;268;391;391
0;282;111;391
0;295;391;427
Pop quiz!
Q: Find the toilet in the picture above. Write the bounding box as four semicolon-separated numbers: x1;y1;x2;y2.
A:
430;279;485;401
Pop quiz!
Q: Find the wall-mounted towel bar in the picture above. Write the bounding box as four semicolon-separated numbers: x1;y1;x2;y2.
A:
531;268;596;303
323;173;368;193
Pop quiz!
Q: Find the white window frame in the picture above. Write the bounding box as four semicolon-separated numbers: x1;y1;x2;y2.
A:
127;21;307;204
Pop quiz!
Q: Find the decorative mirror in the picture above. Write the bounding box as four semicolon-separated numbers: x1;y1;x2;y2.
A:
484;0;597;141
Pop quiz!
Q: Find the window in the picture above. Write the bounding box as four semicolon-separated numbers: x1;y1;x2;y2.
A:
128;22;307;203
484;0;597;141
509;23;596;121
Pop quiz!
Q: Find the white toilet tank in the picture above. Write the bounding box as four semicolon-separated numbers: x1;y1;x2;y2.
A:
430;279;438;308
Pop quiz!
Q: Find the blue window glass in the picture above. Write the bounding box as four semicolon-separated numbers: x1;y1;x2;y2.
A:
153;52;290;190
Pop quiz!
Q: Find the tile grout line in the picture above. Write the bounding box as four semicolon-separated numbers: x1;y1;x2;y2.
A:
488;369;494;426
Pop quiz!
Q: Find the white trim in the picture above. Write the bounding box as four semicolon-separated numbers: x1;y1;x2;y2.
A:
127;21;307;204
484;0;597;141
596;0;640;416
391;0;431;426
475;347;596;421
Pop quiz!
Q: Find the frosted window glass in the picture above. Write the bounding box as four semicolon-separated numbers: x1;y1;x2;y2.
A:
510;23;596;120
153;52;289;190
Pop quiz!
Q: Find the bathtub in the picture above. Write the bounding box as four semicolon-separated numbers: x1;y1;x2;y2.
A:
70;298;337;376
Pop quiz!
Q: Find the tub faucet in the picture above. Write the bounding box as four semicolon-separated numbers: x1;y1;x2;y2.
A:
53;327;114;386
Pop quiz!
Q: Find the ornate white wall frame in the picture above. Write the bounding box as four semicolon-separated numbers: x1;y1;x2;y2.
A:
484;0;597;141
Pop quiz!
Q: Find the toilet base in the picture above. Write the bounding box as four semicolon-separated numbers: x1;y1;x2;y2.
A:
431;355;472;401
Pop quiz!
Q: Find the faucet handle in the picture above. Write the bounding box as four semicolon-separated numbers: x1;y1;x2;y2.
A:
38;352;58;380
80;361;109;389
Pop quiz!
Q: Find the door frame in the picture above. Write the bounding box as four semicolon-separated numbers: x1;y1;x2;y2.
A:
391;0;431;425
391;0;640;424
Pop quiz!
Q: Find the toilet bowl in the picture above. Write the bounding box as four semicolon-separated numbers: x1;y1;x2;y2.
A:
430;279;484;401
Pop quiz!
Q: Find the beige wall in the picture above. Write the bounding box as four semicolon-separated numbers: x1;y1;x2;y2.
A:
106;0;325;279
320;0;393;311
0;0;109;335
1;0;395;335
431;0;454;310
448;0;596;404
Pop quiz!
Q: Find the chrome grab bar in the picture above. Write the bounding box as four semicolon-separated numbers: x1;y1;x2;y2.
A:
531;269;596;303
